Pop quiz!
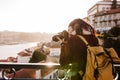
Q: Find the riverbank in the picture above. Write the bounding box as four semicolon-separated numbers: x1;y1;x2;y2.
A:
0;42;60;63
0;42;39;59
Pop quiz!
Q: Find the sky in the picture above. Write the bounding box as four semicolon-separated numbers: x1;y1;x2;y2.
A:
0;0;101;33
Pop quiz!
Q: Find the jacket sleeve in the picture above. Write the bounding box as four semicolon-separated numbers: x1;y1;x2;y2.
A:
59;44;71;67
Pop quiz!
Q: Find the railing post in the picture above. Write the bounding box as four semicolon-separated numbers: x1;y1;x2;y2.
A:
36;69;41;79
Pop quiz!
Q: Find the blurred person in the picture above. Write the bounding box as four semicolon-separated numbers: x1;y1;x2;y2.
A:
103;25;120;80
103;25;120;57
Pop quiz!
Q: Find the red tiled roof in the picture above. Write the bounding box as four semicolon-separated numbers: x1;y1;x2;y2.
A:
0;59;8;62
106;8;120;14
17;50;31;56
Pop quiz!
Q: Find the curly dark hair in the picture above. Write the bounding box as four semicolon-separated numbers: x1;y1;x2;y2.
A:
29;49;47;63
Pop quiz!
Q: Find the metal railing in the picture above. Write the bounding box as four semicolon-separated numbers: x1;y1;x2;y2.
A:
0;62;120;80
0;62;60;80
0;62;60;69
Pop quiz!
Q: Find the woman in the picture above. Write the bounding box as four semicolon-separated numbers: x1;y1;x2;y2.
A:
59;18;99;80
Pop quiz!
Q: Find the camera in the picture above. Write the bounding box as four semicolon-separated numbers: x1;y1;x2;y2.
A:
52;30;68;42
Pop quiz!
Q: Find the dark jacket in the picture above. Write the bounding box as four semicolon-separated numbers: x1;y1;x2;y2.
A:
60;35;98;80
103;26;120;57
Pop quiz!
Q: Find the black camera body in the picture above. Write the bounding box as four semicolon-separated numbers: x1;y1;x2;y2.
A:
52;30;68;42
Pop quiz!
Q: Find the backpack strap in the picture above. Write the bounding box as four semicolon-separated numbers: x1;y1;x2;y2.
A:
104;49;116;78
77;35;99;80
77;35;89;46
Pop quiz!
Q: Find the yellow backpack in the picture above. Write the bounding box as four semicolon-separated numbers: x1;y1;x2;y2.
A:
77;35;120;80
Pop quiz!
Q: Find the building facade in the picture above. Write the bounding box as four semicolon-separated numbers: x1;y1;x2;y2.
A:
94;8;120;31
87;0;120;31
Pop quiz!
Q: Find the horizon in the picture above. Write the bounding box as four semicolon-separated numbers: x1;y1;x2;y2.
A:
0;29;56;34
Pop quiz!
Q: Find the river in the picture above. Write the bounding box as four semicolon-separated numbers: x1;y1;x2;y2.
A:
0;42;38;59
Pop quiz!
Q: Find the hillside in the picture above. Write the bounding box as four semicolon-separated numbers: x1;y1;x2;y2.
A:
0;31;55;45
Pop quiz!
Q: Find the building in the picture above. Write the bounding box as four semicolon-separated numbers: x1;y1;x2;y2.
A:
87;0;120;32
94;8;120;32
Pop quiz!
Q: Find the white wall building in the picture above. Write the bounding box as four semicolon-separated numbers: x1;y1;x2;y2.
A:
87;0;120;29
50;48;60;57
94;8;120;32
17;50;31;63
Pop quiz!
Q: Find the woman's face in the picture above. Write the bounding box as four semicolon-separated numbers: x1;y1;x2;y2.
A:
68;26;76;36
